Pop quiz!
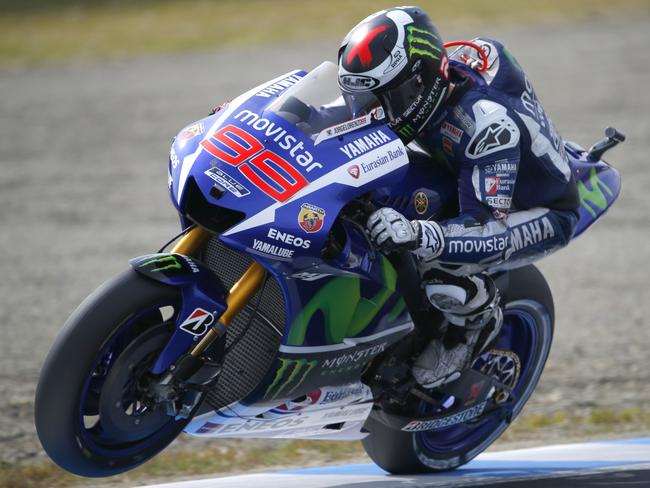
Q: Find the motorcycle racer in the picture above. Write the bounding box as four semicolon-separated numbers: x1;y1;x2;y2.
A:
338;6;580;387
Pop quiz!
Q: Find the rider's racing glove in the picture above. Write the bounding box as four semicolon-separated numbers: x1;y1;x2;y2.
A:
366;207;445;259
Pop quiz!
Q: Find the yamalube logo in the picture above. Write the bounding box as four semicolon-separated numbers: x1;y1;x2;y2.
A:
179;308;215;336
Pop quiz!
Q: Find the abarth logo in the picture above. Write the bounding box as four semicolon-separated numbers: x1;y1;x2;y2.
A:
298;203;325;234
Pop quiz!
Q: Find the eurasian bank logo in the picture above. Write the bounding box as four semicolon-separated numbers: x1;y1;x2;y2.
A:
265;358;317;400
406;26;441;61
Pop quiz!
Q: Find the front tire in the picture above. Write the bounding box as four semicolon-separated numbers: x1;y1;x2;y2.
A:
35;269;188;477
362;264;554;473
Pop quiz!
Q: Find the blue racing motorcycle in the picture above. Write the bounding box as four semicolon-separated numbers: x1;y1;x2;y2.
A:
35;61;622;477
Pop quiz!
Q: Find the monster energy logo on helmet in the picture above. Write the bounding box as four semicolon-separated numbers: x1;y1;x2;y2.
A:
406;25;441;60
397;124;416;139
265;358;317;399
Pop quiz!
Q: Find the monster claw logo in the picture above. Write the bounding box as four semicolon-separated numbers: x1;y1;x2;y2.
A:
265;358;318;399
139;255;182;272
397;124;415;139
406;25;441;61
298;203;325;234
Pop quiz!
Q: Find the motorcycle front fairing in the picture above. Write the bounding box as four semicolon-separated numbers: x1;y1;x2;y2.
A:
165;63;458;437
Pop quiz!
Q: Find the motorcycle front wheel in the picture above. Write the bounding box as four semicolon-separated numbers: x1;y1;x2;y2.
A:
35;269;191;477
362;264;555;473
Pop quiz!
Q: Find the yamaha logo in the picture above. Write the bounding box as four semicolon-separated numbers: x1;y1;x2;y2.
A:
414;191;429;215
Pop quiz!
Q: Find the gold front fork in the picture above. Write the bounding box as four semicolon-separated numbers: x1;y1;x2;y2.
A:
169;226;267;357
170;226;212;255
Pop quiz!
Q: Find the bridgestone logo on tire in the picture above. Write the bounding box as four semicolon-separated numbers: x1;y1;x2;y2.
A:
402;401;488;432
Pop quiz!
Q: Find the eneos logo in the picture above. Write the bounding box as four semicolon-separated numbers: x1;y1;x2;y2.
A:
298;203;325;234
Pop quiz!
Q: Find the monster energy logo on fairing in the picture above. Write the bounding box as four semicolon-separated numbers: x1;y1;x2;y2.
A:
139;255;182;272
406;26;441;60
578;167;613;218
265;358;317;399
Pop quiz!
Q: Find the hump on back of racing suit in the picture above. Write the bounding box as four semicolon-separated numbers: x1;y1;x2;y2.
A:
414;37;579;274
448;37;579;212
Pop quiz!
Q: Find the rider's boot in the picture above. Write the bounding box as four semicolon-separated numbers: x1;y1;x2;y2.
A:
412;272;503;388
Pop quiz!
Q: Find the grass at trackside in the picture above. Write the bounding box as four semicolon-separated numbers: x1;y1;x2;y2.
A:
500;406;650;440
0;439;365;488
2;407;649;488
1;0;649;67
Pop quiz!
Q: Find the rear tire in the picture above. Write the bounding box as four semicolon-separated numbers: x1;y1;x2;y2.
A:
35;269;188;477
362;264;554;473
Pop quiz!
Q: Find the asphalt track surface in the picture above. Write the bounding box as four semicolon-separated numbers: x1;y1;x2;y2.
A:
0;15;649;465
143;438;650;487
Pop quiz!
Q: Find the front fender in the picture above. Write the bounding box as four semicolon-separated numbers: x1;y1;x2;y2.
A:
130;253;228;373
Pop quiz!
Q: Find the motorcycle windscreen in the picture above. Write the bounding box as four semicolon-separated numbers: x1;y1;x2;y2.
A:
266;61;382;140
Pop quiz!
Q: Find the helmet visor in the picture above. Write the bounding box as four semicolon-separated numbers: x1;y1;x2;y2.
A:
341;90;382;118
376;71;426;123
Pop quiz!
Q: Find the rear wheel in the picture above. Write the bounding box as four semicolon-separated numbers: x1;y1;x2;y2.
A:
35;270;191;477
362;265;554;473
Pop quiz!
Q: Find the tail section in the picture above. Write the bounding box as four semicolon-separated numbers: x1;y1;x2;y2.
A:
565;129;622;238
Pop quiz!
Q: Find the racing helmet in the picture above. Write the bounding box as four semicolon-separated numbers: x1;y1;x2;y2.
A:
338;6;449;143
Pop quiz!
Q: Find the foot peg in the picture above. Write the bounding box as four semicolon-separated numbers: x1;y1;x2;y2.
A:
587;127;626;161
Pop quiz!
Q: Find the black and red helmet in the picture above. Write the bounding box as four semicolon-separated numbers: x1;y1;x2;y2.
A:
338;6;449;143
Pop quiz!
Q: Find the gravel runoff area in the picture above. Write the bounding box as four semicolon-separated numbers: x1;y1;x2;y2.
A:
0;16;649;465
